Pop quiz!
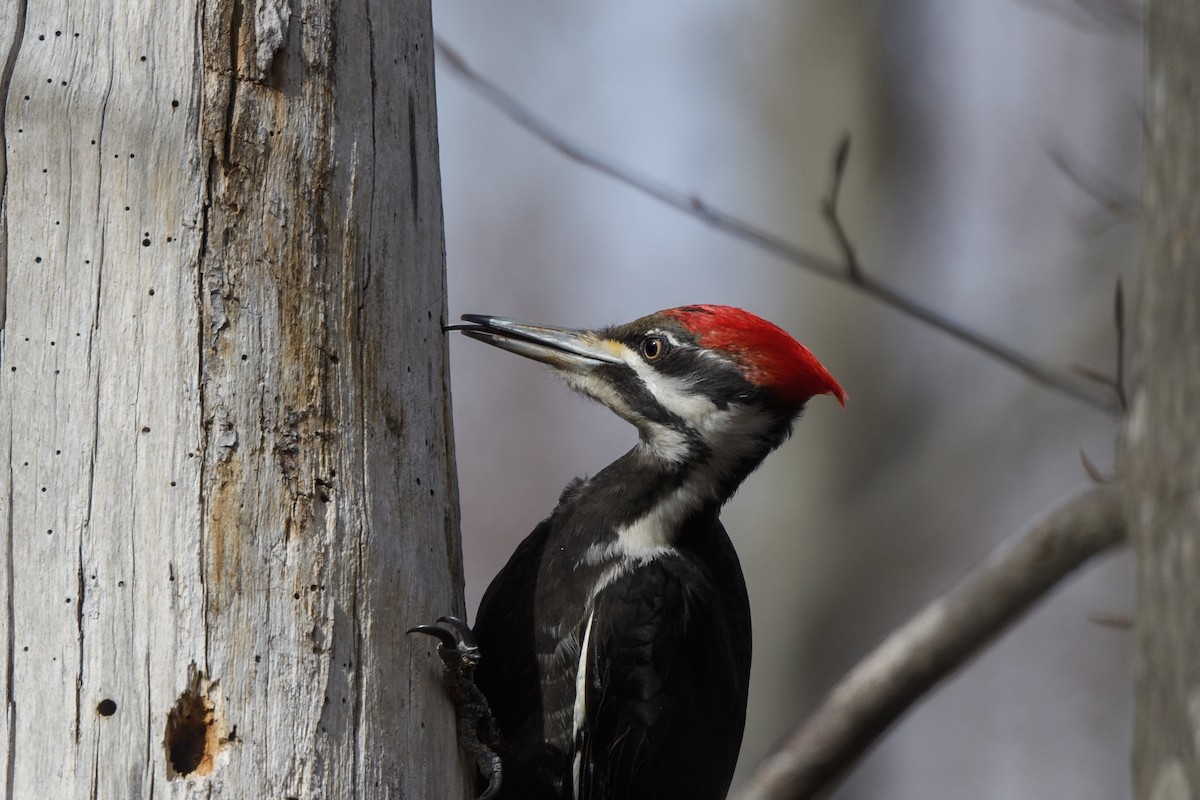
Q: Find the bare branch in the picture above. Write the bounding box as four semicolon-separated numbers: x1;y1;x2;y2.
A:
435;40;1124;416
730;486;1126;800
1045;144;1140;224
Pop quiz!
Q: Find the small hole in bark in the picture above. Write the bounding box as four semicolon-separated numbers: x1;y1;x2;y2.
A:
165;670;227;779
141;426;151;434
142;238;150;247
97;699;117;716
148;288;155;296
171;100;179;108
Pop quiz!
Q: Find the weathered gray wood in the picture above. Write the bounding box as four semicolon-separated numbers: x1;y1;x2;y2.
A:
1123;3;1200;798
0;0;466;796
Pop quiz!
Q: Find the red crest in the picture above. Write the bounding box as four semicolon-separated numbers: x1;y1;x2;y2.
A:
663;305;845;407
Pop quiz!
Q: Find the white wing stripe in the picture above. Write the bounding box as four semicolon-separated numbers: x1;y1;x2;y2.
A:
572;610;596;799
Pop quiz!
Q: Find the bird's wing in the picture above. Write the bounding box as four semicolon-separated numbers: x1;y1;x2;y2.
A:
474;519;571;797
574;553;751;800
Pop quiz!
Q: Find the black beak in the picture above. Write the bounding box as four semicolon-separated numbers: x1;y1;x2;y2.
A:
448;314;625;370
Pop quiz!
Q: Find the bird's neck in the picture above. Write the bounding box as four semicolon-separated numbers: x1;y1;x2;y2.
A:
559;409;796;561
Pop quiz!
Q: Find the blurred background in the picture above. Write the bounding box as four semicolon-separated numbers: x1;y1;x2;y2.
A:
431;1;1141;797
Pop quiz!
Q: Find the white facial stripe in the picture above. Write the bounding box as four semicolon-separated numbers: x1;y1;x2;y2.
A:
633;361;717;422
557;336;776;510
558;368;635;420
616;403;778;551
643;421;692;465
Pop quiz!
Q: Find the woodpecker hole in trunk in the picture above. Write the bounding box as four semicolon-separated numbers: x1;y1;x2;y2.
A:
164;668;229;779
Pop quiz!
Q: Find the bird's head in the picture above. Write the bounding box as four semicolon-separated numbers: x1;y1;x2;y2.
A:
451;305;843;467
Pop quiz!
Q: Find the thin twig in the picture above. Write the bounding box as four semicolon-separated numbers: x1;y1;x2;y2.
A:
1114;279;1127;410
820;135;861;282
1079;448;1109;483
729;486;1127;800
1045;144;1140;224
1070;280;1129;411
435;40;1123;416
816;136;1122;414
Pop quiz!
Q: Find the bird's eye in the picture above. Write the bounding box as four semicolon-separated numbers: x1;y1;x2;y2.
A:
640;335;667;361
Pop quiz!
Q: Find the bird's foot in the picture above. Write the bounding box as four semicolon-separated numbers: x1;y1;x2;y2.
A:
409;615;503;800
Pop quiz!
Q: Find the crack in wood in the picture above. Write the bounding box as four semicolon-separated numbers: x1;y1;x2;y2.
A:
0;0;30;330
4;459;15;799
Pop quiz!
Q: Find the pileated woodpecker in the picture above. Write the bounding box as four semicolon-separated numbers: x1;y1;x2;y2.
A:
414;305;843;800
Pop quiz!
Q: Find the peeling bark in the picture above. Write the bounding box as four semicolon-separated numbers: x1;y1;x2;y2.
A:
0;0;464;796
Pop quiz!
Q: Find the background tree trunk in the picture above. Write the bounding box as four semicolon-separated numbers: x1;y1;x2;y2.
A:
0;0;467;796
1124;1;1200;797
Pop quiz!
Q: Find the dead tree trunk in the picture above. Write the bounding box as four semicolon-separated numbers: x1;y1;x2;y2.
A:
1124;1;1200;797
0;0;467;796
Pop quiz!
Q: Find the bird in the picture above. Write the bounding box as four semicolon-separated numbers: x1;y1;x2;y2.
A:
413;304;844;800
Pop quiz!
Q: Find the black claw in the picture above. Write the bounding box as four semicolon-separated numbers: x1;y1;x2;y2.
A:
436;615;477;646
478;768;503;800
412;613;502;798
407;623;460;649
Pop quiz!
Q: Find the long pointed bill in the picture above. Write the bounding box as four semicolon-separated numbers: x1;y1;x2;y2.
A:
448;314;625;371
